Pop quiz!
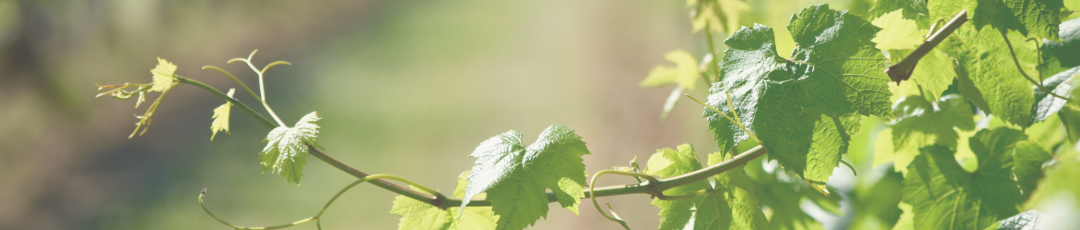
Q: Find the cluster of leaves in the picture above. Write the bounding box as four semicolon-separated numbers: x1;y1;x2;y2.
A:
97;51;322;185
632;0;1080;229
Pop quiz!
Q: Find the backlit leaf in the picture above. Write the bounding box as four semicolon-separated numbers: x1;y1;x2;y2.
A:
149;57;177;92
641;50;701;91
939;24;1038;127
872;10;925;50
706;4;891;190
259;112;322;184
460;125;590;230
902;128;1026;229
210;88;234;141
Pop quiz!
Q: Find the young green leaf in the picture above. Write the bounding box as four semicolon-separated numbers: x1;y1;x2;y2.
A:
390;170;497;230
903;128;1027;229
872;10;925;50
706;4;891;190
149;57;178;92
640;50;701;91
939;24;1038;127
460;125;590;230
645;144;708;230
1013;141;1052;197
210;88;235;141
1030;66;1079;124
645;144;768;230
259;111;322;184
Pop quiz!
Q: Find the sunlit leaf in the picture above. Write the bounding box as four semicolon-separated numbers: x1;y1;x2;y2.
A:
210;88;234;141
872;10;925;50
903;128;1026;229
149;57;178;92
641;50;701;91
706;4;891;190
259;112;322;184
460;125;591;230
939;24;1038;127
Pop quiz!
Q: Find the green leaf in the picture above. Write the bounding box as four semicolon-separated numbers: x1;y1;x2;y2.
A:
641;49;701;91
1012;141;1052;197
1030;66;1079;124
149;57;178;92
902;128;1026;229
460;125;590;230
872;10;925;50
390;170;498;230
210;88;234;141
869;0;930;28
259;111;321;184
645;144;768;230
887;95;976;166
940;24;1038;127
1039;18;1080;75
646;144;708;230
706;4;891;189
930;0;1064;41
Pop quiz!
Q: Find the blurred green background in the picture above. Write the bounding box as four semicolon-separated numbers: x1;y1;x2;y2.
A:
0;0;961;229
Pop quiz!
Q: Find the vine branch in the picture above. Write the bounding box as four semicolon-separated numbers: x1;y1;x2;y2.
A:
885;9;968;84
183;69;770;210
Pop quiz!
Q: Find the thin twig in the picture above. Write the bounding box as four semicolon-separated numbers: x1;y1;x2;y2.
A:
1000;32;1073;102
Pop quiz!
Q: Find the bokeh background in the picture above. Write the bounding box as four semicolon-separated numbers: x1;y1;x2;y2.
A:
7;0;1071;229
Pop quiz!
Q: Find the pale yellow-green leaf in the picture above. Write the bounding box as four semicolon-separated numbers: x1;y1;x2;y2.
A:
210;88;234;141
871;10;924;51
149;57;178;92
640;50;700;90
689;0;749;33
